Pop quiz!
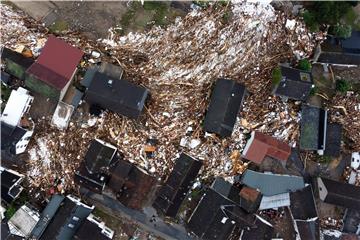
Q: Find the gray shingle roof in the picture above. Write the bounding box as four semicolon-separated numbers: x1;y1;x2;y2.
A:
240;170;305;196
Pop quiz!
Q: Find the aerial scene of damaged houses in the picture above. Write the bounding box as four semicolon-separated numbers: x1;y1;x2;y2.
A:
1;1;360;240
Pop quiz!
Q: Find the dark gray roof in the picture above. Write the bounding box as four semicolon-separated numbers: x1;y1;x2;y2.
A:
31;195;65;239
73;218;110;240
342;208;360;234
274;66;313;101
300;105;327;150
39;196;93;240
295;219;320;240
290;185;318;220
211;177;240;202
84;71;149;119
341;31;360;54
187;187;256;240
1;47;34;69
81;67;98;88
1;71;11;85
203;78;246;138
1;168;23;204
84;140;117;174
153;153;202;217
324;123;342;157
70;89;84;109
320;178;360;210
318;52;360;65
1;122;26;152
240;170;305;196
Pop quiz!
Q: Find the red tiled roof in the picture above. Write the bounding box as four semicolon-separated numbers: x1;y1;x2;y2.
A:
243;131;291;164
27;35;83;90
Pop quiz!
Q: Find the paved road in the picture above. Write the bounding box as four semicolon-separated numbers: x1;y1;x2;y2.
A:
81;189;194;240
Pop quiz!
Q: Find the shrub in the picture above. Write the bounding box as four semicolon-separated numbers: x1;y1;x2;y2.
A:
303;11;319;32
298;59;312;71
336;79;352;93
272;67;282;85
329;24;352;39
310;86;318;96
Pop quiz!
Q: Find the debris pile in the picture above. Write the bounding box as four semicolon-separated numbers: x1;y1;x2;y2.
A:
1;2;323;191
328;92;360;151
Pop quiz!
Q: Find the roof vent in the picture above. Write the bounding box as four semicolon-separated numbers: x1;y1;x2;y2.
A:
108;79;113;87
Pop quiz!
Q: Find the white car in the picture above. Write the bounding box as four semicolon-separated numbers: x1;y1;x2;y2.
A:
351;152;360;170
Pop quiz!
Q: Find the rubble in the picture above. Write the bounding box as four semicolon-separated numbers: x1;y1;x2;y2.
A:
1;1;324;192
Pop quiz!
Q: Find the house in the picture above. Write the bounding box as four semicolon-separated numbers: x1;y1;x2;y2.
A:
187;178;256;240
324;123;342;157
240;215;274;240
273;65;314;101
75;139;120;193
30;195;114;240
107;158;156;209
316;31;360;66
0;47;34;81
0;167;24;204
300;104;327;154
83;65;148;119
242;131;291;165
290;185;319;240
73;214;114;240
203;78;247;138
239;186;262;213
8;204;40;238
153;153;202;217
26;35;83;100
342;208;360;235
240;170;305;196
317;177;360;210
1;87;34;155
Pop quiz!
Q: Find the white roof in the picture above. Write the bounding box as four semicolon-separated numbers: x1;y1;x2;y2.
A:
351;152;360;169
259;192;290;210
51;101;74;129
8;205;39;237
1;87;33;127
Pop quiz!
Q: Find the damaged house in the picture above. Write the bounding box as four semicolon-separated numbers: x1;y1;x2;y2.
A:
242;131;291;166
7;204;40;239
153;153;202;217
187;177;257;240
25;35;84;100
317;177;360;211
0;167;24;204
83;63;149;119
30;194;114;240
300;104;342;156
316;31;360;66
75;139;120;193
107;158;156;209
272;65;314;101
203;78;247;138
290;185;319;240
1;87;34;154
0;47;34;81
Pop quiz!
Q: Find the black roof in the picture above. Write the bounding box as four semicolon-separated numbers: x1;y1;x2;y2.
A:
295;219;320;240
320;178;360;210
0;47;34;69
73;218;110;240
187;187;256;240
203;78;246;138
1;221;24;240
290;185;318;220
241;216;274;240
0;168;23;204
274;66;313;101
318;52;360;65
300;105;327;150
211;177;241;202
84;71;149;119
74;162;109;194
153;153;202;217
342;208;360;234
324;123;342;157
84;139;117;174
39;196;93;240
341;31;360;54
1;122;26;152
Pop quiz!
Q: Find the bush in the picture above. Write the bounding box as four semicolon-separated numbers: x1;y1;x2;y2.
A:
303;11;319;32
329;24;352;39
310;86;318;96
336;79;352;93
298;59;312;71
272;67;282;85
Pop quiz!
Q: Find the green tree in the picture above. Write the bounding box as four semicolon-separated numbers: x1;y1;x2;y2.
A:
330;24;352;39
298;59;312;71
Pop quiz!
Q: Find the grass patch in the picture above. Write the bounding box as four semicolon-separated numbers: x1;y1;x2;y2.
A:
336;79;352;93
298;59;312;71
143;1;169;26
272;67;282;85
1;83;11;112
5;204;17;219
49;20;69;33
317;155;332;164
310;86;319;96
